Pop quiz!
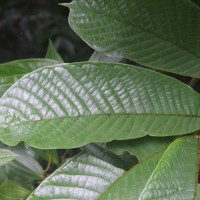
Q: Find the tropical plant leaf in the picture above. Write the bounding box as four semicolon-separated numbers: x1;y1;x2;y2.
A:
83;143;137;170
106;136;174;161
64;0;200;78
45;39;64;62
27;136;198;200
0;59;62;97
0;181;30;200
27;152;125;200
0;143;44;186
0;149;19;166
99;136;199;200
0;62;200;148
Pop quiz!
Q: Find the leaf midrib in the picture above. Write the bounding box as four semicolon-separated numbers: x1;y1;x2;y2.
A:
2;112;200;128
71;1;200;59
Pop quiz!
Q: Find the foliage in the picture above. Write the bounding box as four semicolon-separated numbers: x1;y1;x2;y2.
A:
0;0;200;199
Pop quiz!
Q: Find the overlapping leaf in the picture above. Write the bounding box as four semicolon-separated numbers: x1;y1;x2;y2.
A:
0;59;62;97
65;0;200;78
0;143;44;186
0;149;18;166
0;182;30;200
106;136;174;161
0;62;200;148
27;137;199;200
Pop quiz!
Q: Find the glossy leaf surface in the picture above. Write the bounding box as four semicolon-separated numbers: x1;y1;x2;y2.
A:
0;62;200;148
27;153;124;200
0;59;62;97
65;0;200;78
28;137;198;199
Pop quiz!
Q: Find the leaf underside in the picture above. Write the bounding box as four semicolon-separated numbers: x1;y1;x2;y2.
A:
66;0;200;78
0;62;200;148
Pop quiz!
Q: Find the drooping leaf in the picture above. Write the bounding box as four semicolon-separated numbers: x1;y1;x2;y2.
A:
0;59;62;97
27;136;198;200
0;143;44;186
0;149;19;166
0;182;30;200
64;0;200;78
0;62;200;148
45;39;64;62
106;136;174;161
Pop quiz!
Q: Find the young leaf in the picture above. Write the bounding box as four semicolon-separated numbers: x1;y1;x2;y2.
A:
45;39;64;62
0;62;200;148
0;149;19;166
0;59;62;97
27;136;198;199
64;0;200;78
0;182;30;200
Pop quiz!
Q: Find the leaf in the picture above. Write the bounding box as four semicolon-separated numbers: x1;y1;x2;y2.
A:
89;51;123;63
0;59;62;97
83;143;137;170
27;153;125;200
45;39;64;62
0;62;200;148
106;136;174;161
0;143;44;186
99;136;199;200
0;149;18;166
64;0;200;78
0;181;30;200
27;136;198;200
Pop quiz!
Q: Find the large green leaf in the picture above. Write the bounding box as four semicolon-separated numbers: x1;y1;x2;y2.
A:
0;62;200;148
0;59;62;97
65;0;200;78
27;137;199;200
99;136;199;199
0;149;19;166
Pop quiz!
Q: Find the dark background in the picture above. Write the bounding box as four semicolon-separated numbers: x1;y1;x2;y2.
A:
0;0;93;63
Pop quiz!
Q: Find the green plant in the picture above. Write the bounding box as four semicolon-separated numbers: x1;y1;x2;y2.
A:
0;0;200;199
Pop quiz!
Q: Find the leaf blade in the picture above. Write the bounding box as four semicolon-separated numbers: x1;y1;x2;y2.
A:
0;58;62;97
0;149;19;166
65;0;200;77
0;62;200;148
